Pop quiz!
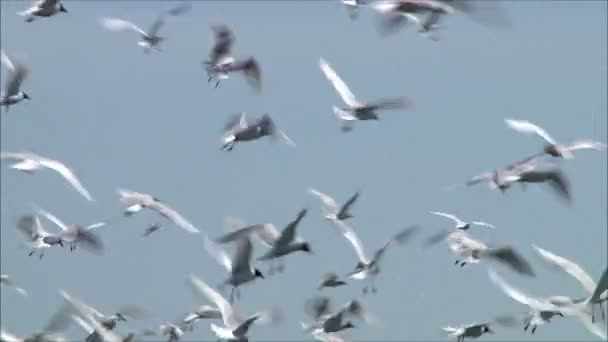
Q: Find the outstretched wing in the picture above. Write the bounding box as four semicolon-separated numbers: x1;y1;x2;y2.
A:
505;119;556;145
319;57;361;107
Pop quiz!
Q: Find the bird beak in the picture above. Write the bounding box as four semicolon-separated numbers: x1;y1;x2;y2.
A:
60;5;68;13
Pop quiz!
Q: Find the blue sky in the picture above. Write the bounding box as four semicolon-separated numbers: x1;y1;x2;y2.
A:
1;1;606;341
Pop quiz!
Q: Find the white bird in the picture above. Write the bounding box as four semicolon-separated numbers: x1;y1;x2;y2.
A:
15;214;64;259
505;118;607;160
0;274;28;297
221;112;295;151
1;152;94;202
33;205;105;253
533;244;608;323
187;274;278;342
1;50;31;112
17;0;68;22
319;57;410;132
370;0;455;38
202;234;265;302
336;222;420;294
215;209;312;275
308;188;360;222
100;2;191;54
430;211;496;230
441;322;494;342
59;290;124;342
488;269;607;339
116;188;200;234
425;229;535;276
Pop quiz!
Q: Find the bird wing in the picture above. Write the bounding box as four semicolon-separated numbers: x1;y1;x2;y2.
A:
34;205;70;232
338;191;360;217
215;224;279;248
484;246;535;277
590;269;608;302
423;229;452;247
147;1;191;37
38;158;93;202
463;171;493;187
149;201;199;233
60;290;122;342
275;209;308;248
208;24;235;65
1;51;29;97
0;152;34;161
430;211;464;226
365;97;410;111
335;221;368;264
231;237;255;275
188;274;239;330
223;112;248;133
100;17;148;37
16;214;42;239
319;57;361;107
203;235;232;272
488;270;556;311
231;313;261;336
312;330;345;342
564;140;607;152
504;119;557;145
371;225;420;264
532;244;595;295
471;221;496;229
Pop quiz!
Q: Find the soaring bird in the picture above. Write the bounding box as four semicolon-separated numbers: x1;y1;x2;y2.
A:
1;50;31;112
429;211;496;231
101;2;192;53
319;57;410;132
1;152;94;202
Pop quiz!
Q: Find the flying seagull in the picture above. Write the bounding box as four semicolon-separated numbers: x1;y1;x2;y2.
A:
319;57;410;132
117;188;200;234
505;118;607;160
17;0;68;22
336;222;420;293
221;112;296;151
370;0;455;38
101;1;192;53
441;321;494;342
16;214;65;259
429;211;496;230
1;50;31;112
308;188;360;223
1;152;94;202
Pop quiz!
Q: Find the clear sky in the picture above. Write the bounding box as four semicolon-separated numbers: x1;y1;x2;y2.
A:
1;1;607;341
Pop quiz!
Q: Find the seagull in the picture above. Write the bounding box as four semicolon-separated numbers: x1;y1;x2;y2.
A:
59;290;124;342
505;118;607;160
488;269;607;339
308;188;360;223
441;321;494;342
533;244;608;323
15;214;64;259
116;188;200;234
221;112;296;151
1;50;31;112
82;306;146;342
493;310;564;335
215;209;312;275
318;272;348;290
34;205;105;252
319;57;410;132
1;152;94;202
429;211;496;230
369;0;455;38
336;222;420;294
425;229;535;276
0;274;28;297
303;296;372;334
100;1;192;53
17;0;68;22
202;234;265;302
187;274;279;342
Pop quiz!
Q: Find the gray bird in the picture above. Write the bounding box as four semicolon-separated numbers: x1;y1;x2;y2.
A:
441;321;494;342
318;272;348;290
221;112;296;151
17;0;68;22
0;50;31;112
308;188;360;223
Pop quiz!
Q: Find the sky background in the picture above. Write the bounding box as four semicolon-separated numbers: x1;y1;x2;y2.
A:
1;0;607;341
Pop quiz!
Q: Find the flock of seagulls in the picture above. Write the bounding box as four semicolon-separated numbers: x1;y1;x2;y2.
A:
1;1;607;342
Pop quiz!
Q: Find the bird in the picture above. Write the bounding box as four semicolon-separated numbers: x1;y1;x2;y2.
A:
308;188;360;223
441;321;494;342
1;152;94;202
369;0;455;38
532;244;608;323
319;57;410;132
429;211;496;230
221;112;296;151
0;274;28;297
141;223;163;238
116;188;200;234
505;118;607;160
17;0;68;22
1;50;31;112
187;274;279;342
82;307;146;342
100;1;192;53
181;305;222;328
336;222;420;294
493;310;565;335
215;209;312;275
15;214;65;259
202;234;265;302
34;205;105;253
488;269;607;339
318;272;348;290
425;229;535;276
303;296;373;334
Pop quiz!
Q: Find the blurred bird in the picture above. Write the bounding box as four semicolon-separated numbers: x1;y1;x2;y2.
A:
319;57;410;132
441;321;494;342
17;0;68;22
1;300;73;342
318;272;348;290
308;188;360;223
221;112;296;151
1;152;94;202
429;211;496;231
16;214;65;259
1;50;31;112
370;0;455;38
141;223;163;238
100;1;192;53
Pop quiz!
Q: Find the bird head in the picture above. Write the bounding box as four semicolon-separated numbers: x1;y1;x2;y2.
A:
59;4;68;13
254;268;265;279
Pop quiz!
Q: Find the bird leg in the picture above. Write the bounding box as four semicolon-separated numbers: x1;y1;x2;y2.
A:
460;262;467;267
531;325;537;334
229;287;235;303
29;250;35;257
39;252;44;259
454;260;460;265
215;80;221;88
